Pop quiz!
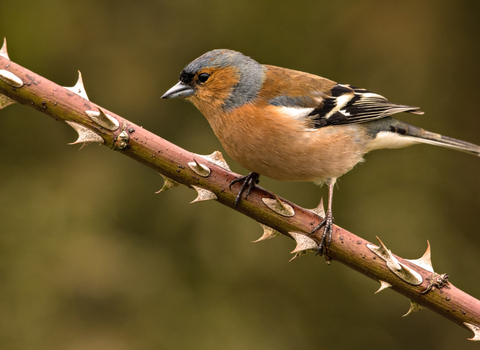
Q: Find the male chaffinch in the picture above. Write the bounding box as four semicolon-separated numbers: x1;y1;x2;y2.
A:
162;49;480;256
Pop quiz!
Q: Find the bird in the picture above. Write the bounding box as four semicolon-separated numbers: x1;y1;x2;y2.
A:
161;49;480;257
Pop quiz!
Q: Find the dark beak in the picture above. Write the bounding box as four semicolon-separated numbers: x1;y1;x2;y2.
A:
161;82;194;99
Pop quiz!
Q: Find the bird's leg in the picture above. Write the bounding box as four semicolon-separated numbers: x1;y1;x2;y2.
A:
229;172;260;208
310;179;336;258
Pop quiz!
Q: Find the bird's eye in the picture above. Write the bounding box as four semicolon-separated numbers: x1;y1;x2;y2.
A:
197;73;210;83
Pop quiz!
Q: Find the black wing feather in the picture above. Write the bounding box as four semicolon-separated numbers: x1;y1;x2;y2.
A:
310;84;423;129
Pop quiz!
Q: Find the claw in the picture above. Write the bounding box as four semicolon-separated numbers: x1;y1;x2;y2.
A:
309;178;337;260
310;209;334;257
229;172;260;208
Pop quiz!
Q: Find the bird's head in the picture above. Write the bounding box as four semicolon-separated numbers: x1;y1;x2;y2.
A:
162;49;265;115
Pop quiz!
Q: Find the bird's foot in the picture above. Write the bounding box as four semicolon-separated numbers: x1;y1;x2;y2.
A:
309;210;334;258
229;172;260;208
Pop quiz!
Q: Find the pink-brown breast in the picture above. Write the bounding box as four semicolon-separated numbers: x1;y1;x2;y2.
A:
212;103;369;183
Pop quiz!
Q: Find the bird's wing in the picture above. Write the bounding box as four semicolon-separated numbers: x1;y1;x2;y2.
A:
307;84;423;128
262;66;423;128
265;80;423;128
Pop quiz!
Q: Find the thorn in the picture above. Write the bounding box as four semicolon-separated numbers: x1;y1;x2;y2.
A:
464;322;480;341
190;185;217;204
262;195;295;217
308;197;325;217
0;38;9;60
0;69;23;88
289;231;319;258
66;120;104;145
196;151;231;171
367;237;423;286
253;224;280;243
288;253;300;262
0;93;16;110
367;237;401;270
188;158;211;177
406;241;433;272
156;174;180;194
288;232;322;265
65;71;89;100
374;280;392;294
85;108;119;131
402;300;425;317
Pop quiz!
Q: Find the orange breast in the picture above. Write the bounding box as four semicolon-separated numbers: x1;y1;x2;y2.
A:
208;103;369;183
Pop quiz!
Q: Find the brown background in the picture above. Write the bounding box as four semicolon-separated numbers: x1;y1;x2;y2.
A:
1;1;480;349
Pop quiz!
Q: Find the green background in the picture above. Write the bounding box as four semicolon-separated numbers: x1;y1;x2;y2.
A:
1;1;480;349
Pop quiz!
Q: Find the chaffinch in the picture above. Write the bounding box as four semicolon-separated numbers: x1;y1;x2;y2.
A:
162;49;480;256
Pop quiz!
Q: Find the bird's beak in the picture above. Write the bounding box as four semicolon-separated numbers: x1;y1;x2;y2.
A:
161;82;194;99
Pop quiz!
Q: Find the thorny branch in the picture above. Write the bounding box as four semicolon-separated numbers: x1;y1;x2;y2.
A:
0;39;479;341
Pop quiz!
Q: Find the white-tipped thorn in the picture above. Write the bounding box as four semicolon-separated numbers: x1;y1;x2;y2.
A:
402;300;425;317
0;93;16;110
289;254;302;262
367;237;401;269
85;109;119;131
464;322;480;341
367;237;423;286
156;174;181;194
190;185;217;204
262;195;295;217
290;231;319;253
406;241;433;272
66;120;104;145
188;159;211;177
65;71;89;100
196;151;231;171
374;280;392;294
0;70;23;88
0;38;9;60
308;197;326;217
289;231;319;260
253;224;281;243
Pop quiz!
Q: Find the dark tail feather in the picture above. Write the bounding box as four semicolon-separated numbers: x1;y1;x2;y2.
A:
403;123;480;156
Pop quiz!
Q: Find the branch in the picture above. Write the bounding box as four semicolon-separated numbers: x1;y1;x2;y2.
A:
1;39;479;341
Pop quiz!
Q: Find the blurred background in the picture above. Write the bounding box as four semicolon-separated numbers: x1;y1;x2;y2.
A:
1;1;480;349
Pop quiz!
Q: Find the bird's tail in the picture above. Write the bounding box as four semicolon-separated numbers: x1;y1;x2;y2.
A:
366;117;480;156
399;121;480;156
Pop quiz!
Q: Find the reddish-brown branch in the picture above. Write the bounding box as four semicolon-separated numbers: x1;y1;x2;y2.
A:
1;52;479;339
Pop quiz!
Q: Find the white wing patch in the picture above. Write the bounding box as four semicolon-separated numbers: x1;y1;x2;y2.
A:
354;92;385;99
335;93;353;109
276;106;315;120
324;92;355;120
